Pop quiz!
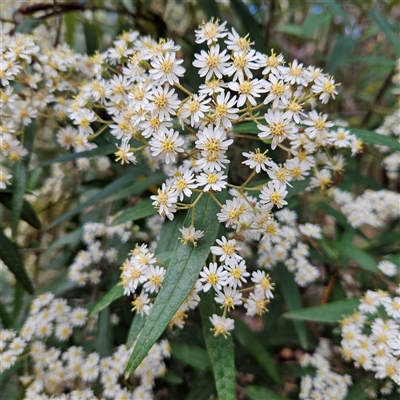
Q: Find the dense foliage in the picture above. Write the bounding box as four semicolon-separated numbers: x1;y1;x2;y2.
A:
0;1;399;399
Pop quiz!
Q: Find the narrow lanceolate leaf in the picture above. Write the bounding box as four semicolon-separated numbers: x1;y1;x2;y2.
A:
0;193;41;230
0;229;34;294
276;264;309;349
90;283;124;317
368;10;400;57
126;314;146;349
230;0;266;52
47;172;137;229
198;0;220;19
171;343;211;371
96;308;112;357
125;188;227;375
36;144;115;169
11;121;36;238
283;299;359;323
234;318;282;385
339;245;378;273
200;291;235;400
112;199;156;226
348;127;400;151
327;36;355;74
105;172;165;203
247;386;289;400
0;301;12;329
155;211;186;255
286;178;311;198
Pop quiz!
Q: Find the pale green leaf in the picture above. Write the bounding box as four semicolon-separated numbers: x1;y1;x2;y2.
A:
283;299;359;323
90;283;124;317
112;199;156;226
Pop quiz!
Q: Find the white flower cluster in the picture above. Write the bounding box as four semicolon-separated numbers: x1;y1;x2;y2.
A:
68;219;132;286
330;188;400;228
0;292;169;399
300;339;352;400
340;290;400;389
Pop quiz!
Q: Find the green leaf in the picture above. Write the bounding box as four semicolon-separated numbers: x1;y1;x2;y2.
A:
283;299;359;323
198;0;220;19
35;144;115;169
64;13;77;48
317;202;349;228
230;0;266;52
0;301;12;329
15;18;42;33
90;283;124;317
247;386;289;400
199;291;235;400
325;0;351;27
301;13;332;39
83;22;99;56
104;171;165;203
327;36;355;74
368;10;400;57
96;308;112;357
233;122;260;135
275;24;304;38
348;127;400;151
155;211;187;255
42;271;78;296
276;264;309;349
112;199;156;226
11;162;27;239
0;193;41;230
47;171;137;229
171;343;211;371
339;245;378;273
125;188;227;375
234;317;282;385
126;313;146;348
0;229;34;294
346;380;369;400
186;372;216;400
287;178;311;199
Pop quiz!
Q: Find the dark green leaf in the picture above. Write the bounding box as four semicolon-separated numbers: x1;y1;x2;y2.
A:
317;202;348;227
112;199;156;226
339;245;378;273
287;178;311;199
84;22;99;56
171;343;211;371
283;299;359;323
247;386;289;400
0;301;12;329
325;0;351;27
327;37;355;74
368;10;400;57
0;193;41;230
234;317;282;385
126;313;146;348
35;144;115;169
96;308;112;357
275;25;304;38
125;187;227;375
233;122;260;135
346;380;369;400
349;127;400;151
186;372;216;400
104;171;165;203
199;291;235;400
198;0;220;19
276;264;309;349
230;0;265;52
301;13;332;39
64;13;77;48
11;162;27;239
155;211;186;255
47;172;137;229
0;230;34;294
90;283;124;317
15;18;42;33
